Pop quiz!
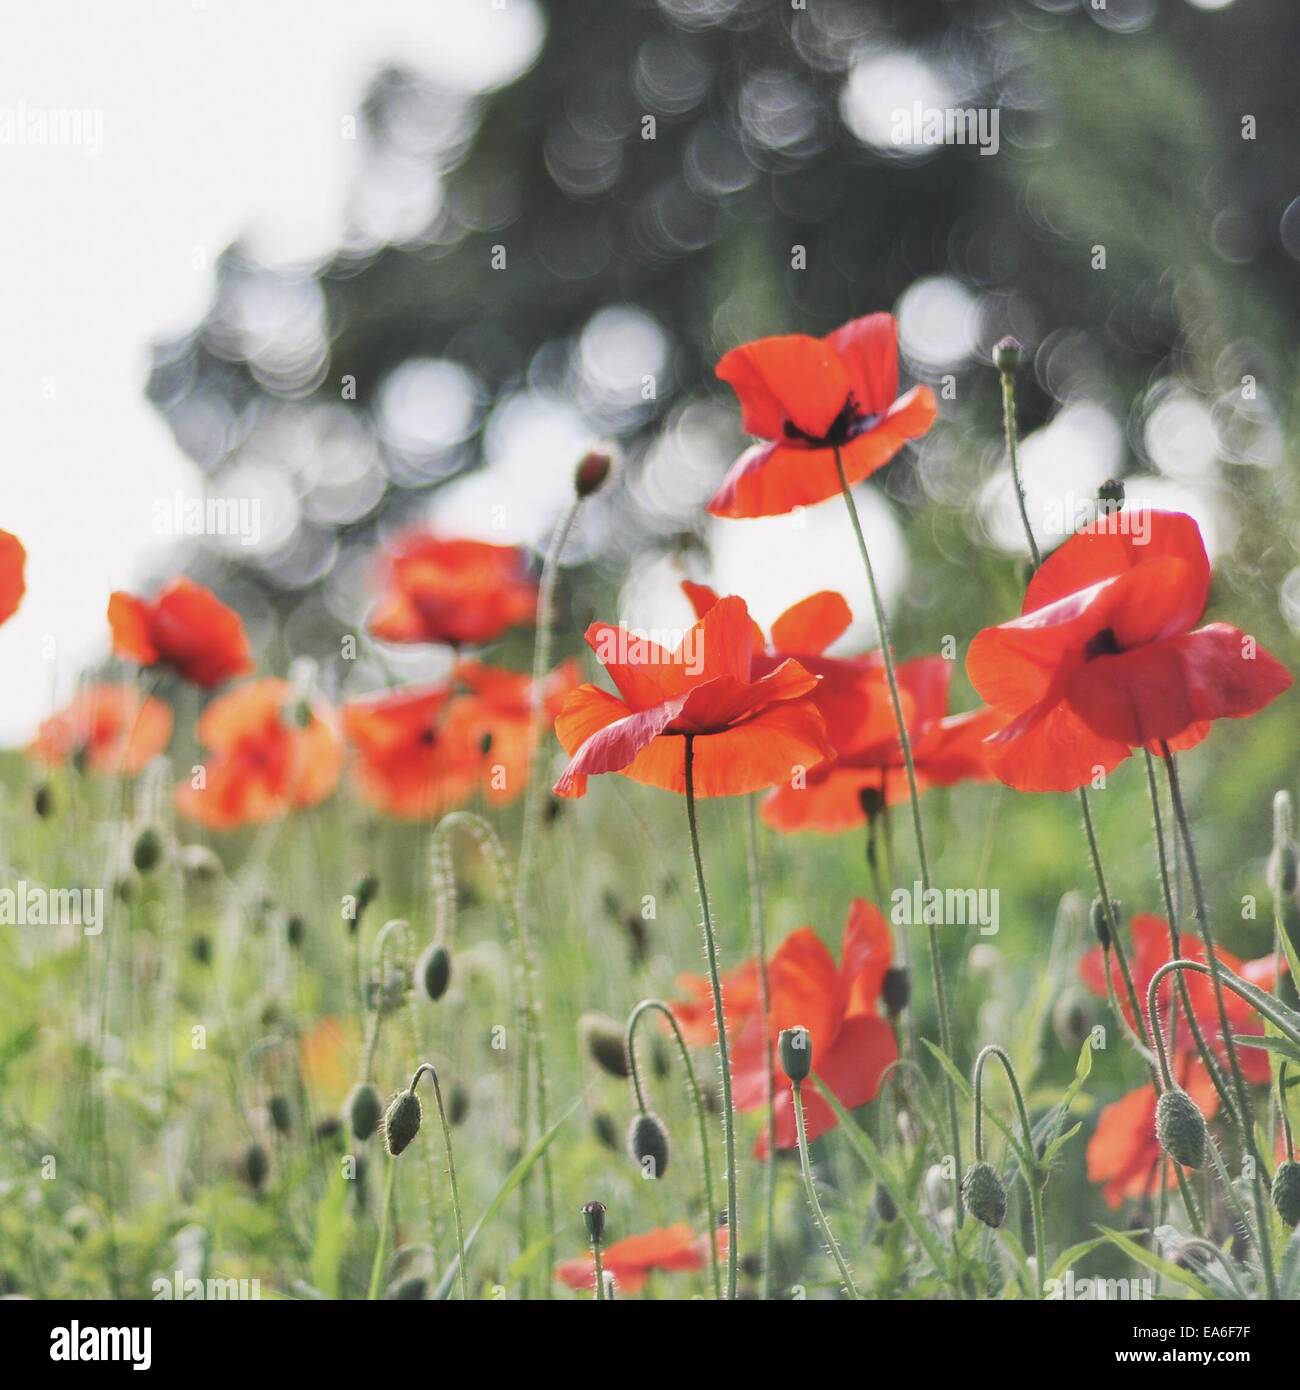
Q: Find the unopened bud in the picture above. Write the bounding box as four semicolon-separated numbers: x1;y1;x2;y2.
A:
857;785;886;821
592;1110;618;1151
961;1161;1007;1228
383;1089;422;1157
1089;896;1116;951
33;783;54;819
1097;479;1125;515
132;826;164;874
448;1083;470;1127
240;1141;269;1192
347;1082;383;1142
779;1025;812;1084
582;1200;607;1245
628;1112;671;1179
1155;1088;1206;1169
1052;986;1093;1052
388;1275;428;1300
286;914;305;949
416;943;452;1001
1271;1159;1300;1226
874;1183;898;1224
993;336;1022;374
574;448;614;498
580;1012;630;1078
354;874;379;913
882;966;910;1018
268;1094;292;1134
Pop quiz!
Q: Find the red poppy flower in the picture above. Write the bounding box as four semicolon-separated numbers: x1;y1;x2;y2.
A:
709;313;937;518
1079;912;1287;1087
450;658;582;806
368;533;537;647
555;1224;726;1295
551;594;834;799
108;578;252;688
176;679;341;829
763;653;1003;833
671;957;762;1048
0;530;26;625
28;684;173;776
967;511;1292;793
1086;1055;1218;1209
341;683;481;820
721;899;897;1157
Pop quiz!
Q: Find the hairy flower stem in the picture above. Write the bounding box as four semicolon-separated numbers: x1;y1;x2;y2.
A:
683;735;739;1297
972;1045;1045;1296
592;1241;605;1301
412;1063;469;1300
1142;751;1235;1118
832;446;963;1226
1159;749;1278;1298
744;795;777;1299
791;1080;861;1299
368;1155;398;1301
626;999;722;1299
999;363;1039;572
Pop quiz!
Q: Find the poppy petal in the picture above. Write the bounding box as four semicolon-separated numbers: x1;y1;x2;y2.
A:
0;530;26;625
770;590;853;655
716;334;851;442
823;313;899;418
815;1014;897;1110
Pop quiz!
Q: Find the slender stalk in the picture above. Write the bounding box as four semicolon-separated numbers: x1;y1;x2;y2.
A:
832;447;963;1223
972;1045;1045;1296
625;999;721;1299
791;1080;861;1299
412;1063;469;1301
593;1242;605;1302
1160;747;1276;1297
683;734;739;1297
744;795;777;1298
368;1156;398;1301
997;359;1041;570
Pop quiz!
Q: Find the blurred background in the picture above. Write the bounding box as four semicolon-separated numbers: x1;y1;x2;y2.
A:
5;0;1300;741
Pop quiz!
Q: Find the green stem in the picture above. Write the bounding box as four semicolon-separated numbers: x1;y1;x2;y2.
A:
998;363;1041;570
413;1063;469;1301
791;1081;861;1299
368;1156;398;1301
744;795;777;1299
832;446;963;1225
1160;748;1277;1298
625;999;722;1300
592;1242;605;1301
683;734;738;1298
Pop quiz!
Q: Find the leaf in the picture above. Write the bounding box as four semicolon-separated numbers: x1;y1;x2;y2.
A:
432;1093;583;1300
1039;1120;1082;1170
309;1168;353;1300
921;1039;1035;1174
1232;1034;1300;1064
1095;1226;1216;1299
1046;1235;1113;1284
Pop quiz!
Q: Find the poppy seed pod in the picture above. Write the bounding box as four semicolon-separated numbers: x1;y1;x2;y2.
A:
1155;1088;1206;1169
882;966;910;1018
347;1082;383;1142
416;943;452;1002
961;1161;1007;1228
628;1112;671;1179
574;448;614;498
240;1141;269;1192
1097;478;1125;514
580;1012;630;1078
582;1200;607;1244
993;335;1021;374
383;1089;422;1157
268;1093;292;1134
1271;1159;1300;1226
132;826;164;874
857;785;886;821
779;1026;813;1084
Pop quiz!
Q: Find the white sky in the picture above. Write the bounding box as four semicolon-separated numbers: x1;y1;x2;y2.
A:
0;0;542;740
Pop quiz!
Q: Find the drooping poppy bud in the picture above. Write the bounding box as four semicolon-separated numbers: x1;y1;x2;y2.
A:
580;1012;630;1078
388;1275;428;1300
1271;1159;1300;1226
132;826;164;873
33;783;54;819
882;966;910;1018
416;943;452;1002
240;1141;269;1192
574;448;614;499
384;1089;422;1157
961;1161;1007;1228
448;1083;470;1127
347;1082;383;1142
286;914;305;949
874;1183;898;1224
1089;896;1115;951
592;1110;618;1152
582;1200;607;1244
993;336;1022;374
779;1025;812;1084
628;1112;670;1179
268;1093;292;1134
857;785;886;821
1155;1088;1206;1169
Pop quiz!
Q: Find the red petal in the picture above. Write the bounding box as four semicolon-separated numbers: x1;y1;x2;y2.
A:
815;1014;897;1110
823;313;899;418
769;590;853;655
715;334;850;441
0;530;26;625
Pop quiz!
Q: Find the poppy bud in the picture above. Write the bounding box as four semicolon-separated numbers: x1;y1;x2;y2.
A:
882;966;910;1018
347;1082;383;1142
857;786;886;821
268;1093;292;1134
1155;1088;1206;1169
383;1089;422;1157
592;1110;618;1151
180;843;223;881
580;1012;630;1078
874;1183;898;1224
315;1115;343;1143
1052;986;1093;1052
388;1275;428;1300
286;914;305;949
448;1083;470;1127
1271;1159;1300;1226
993;336;1022;374
628;1112;670;1179
574;448;614;498
582;1200;607;1244
1273;789;1294;850
961;1161;1007;1228
290;697;313;729
240;1141;269;1192
1089;895;1116;951
416;943;452;1002
33;783;54;819
779;1026;812;1084
1268;844;1298;898
190;934;211;966
132;826;164;874
1097;479;1125;515
355;874;379;913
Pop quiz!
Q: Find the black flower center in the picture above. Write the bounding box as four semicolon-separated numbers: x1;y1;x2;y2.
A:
1084;627;1123;660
